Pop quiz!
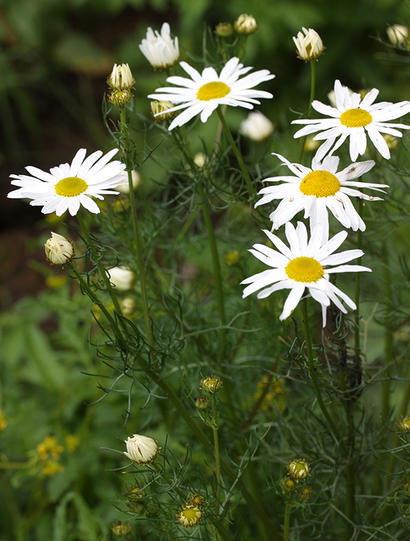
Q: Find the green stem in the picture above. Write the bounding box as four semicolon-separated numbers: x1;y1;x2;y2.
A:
198;183;226;360
119;107;153;346
381;239;393;424
283;502;291;541
298;60;316;163
212;395;221;515
216;107;256;198
301;299;340;441
339;372;356;525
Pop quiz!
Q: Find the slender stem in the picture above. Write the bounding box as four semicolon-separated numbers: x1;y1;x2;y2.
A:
381;239;393;424
217;107;256;198
198;182;226;360
298;60;316;163
283;502;291;541
339;371;356;525
354;200;363;364
212;395;221;515
301;299;340;440
119;107;153;346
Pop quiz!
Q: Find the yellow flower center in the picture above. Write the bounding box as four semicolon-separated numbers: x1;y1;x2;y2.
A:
300;170;340;197
340;108;372;127
54;177;87;197
285;257;324;283
183;508;199;521
197;81;230;101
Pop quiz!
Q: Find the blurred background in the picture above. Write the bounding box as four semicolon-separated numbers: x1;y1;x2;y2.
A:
0;1;408;539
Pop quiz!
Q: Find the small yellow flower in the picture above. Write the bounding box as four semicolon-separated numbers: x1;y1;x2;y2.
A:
234;14;258;35
36;436;64;461
254;376;287;411
398;415;410;432
215;22;233;37
287;459;310;480
200;376;223;394
225;250;240;266
42;460;63;476
111;522;132;536
126;485;145;500
282;476;296;492
0;410;7;431
65;435;80;452
176;504;202;527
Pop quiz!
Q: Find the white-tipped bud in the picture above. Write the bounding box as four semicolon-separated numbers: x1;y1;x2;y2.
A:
193;152;207;168
139;22;179;69
116;171;141;194
45;232;74;265
240;111;274;142
150;100;175;121
386;24;409;47
234;14;258;35
107;63;135;90
124;434;159;463
107;267;135;291
215;22;233;37
120;296;135;316
293;27;324;61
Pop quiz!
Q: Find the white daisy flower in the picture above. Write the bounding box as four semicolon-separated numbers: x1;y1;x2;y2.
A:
8;148;126;216
148;56;275;131
139;22;179;69
292;79;410;161
256;152;387;233
241;221;371;326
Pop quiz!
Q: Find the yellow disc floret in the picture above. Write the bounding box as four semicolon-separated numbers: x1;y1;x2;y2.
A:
340;108;372;127
55;177;88;197
197;81;230;101
300;170;340;197
286;257;324;283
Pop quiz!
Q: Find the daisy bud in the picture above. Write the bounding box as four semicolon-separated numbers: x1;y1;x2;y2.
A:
193;152;207;168
189;494;205;508
293;27;324;61
195;395;209;409
200;376;223;394
387;24;409;47
139;22;179;69
282;476;296;492
304;136;320;152
215;22;233;37
398;415;410;432
107;266;135;291
116;171;141;194
225;250;240;266
176;504;202;527
108;89;132;107
300;486;313;500
120;296;135;317
112;522;132;536
45;232;74;266
234;14;258;35
123;434;159;463
287;458;310;480
107;63;135;90
150;100;175;121
240;111;274;142
383;134;399;150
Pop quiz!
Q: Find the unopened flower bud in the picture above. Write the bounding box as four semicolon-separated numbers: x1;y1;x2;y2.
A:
240;111;274;142
107;63;135;90
293;27;324;61
299;486;313;500
150;100;175;121
189;494;205;508
120;296;136;316
45;232;74;265
176;504;202;527
282;476;296;492
107;267;135;291
234;14;258;35
215;22;233;37
200;376;223;394
112;522;132;536
116;171;141;194
195;395;209;409
139;22;179;69
124;434;159;463
108;89;133;107
194;152;207;168
386;24;409;47
304;136;320;152
383;134;399;150
287;458;310;480
398;415;410;432
225;250;240;266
